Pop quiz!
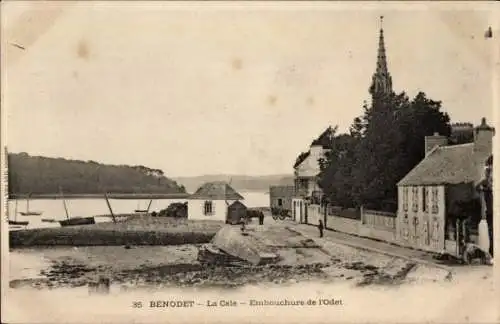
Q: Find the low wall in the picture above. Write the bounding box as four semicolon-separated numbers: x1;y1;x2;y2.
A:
307;205;397;244
325;214;360;236
360;209;397;242
9;216;223;247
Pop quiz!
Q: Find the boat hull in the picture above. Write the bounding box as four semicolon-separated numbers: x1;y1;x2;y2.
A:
8;220;29;226
59;217;95;227
19;212;42;216
41;218;57;223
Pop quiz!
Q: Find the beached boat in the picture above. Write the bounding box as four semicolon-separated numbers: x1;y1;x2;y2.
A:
41;218;57;223
59;216;96;227
57;186;95;227
9;200;29;226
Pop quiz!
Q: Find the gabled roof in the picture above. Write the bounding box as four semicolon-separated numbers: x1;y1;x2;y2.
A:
311;126;335;149
293;126;333;169
293;152;310;169
398;143;491;186
270;185;295;197
190;181;244;200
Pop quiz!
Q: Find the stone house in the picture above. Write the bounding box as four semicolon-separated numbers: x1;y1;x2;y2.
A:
396;118;494;254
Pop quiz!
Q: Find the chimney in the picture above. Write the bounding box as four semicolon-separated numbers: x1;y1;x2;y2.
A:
424;132;448;155
474;117;495;155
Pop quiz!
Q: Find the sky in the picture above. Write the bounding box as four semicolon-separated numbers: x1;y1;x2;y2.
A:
2;2;498;177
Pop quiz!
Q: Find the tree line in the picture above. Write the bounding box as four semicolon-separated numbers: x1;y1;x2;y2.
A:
7;152;186;196
317;91;473;212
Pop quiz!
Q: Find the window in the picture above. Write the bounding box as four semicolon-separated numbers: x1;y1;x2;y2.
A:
412;187;419;212
422;187;428;212
431;187;439;214
204;201;214;216
403;187;409;212
277;198;283;207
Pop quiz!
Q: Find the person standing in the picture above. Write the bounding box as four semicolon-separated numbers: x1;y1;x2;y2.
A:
318;220;324;238
259;212;264;225
484;160;493;258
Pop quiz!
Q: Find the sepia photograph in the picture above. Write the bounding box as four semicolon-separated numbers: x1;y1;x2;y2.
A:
1;1;498;323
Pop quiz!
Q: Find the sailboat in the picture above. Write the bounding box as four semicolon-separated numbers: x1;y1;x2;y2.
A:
9;199;29;226
19;194;43;216
58;187;95;227
134;199;152;213
134;200;152;213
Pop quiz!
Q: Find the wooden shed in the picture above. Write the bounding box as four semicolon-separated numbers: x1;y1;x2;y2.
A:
226;201;248;225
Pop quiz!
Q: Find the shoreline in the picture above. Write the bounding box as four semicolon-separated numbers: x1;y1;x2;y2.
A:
8;193;191;200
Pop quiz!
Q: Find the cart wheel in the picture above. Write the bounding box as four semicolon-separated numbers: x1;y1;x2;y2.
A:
272;214;279;221
279;215;286;221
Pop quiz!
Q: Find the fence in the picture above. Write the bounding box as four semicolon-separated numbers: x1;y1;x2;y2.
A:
308;204;397;243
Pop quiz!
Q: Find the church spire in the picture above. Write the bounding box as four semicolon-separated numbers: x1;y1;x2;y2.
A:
370;16;393;97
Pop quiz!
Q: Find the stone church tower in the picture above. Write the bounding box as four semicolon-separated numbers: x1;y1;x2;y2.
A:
369;16;393;98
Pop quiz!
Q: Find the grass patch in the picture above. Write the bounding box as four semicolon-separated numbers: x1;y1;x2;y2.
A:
10;216;223;247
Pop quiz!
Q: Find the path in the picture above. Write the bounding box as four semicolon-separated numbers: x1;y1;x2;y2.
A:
288;222;452;270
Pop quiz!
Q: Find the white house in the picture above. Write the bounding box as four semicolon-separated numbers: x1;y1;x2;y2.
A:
188;181;244;222
292;126;334;223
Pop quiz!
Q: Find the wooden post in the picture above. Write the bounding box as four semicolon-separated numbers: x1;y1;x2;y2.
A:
146;199;153;214
104;193;117;223
60;186;70;220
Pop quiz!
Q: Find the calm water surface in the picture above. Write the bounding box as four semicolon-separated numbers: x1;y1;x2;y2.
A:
6;191;269;230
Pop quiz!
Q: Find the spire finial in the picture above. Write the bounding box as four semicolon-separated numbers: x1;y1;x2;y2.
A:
380;15;384;29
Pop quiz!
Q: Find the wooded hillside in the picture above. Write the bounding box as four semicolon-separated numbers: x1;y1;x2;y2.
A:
7;152;186;196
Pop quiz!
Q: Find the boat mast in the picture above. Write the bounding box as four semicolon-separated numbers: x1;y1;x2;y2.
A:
60;186;70;220
14;199;18;221
104;192;117;223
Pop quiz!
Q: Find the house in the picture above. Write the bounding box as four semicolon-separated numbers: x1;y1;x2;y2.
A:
188;181;245;222
396;118;494;254
292;126;334;223
269;185;294;211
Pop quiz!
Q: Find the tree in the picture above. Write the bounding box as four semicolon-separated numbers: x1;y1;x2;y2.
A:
319;91;451;212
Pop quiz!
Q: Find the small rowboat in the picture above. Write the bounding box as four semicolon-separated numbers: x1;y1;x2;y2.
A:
59;216;95;227
41;218;57;223
8;220;29;226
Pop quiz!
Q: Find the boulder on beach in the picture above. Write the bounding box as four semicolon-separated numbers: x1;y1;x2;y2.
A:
204;226;280;266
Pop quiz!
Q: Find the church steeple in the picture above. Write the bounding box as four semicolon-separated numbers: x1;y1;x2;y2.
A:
370;16;393;97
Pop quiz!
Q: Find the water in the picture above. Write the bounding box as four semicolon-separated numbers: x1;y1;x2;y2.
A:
5;191;269;230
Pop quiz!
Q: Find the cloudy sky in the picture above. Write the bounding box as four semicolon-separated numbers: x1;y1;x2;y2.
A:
2;2;497;177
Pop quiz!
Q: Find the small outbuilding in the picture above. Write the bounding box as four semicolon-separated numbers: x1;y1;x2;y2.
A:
188;181;245;222
227;201;248;225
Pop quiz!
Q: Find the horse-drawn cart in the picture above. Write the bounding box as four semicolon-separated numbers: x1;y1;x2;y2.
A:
270;207;292;221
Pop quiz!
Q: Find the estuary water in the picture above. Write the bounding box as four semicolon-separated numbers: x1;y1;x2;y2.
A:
6;191;269;230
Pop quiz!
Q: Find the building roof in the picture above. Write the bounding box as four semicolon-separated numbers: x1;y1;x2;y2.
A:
293;126;334;169
398;143;491;186
311;126;335;149
190;181;244;200
293;151;310;169
269;185;295;197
